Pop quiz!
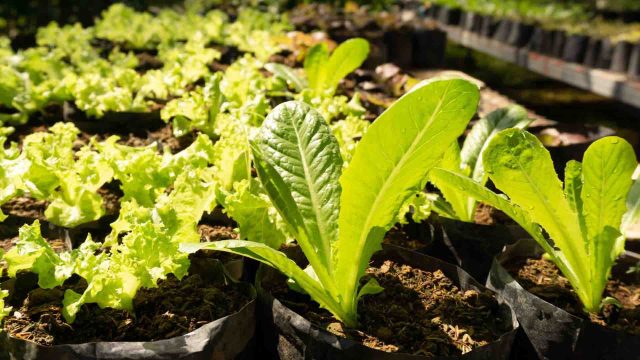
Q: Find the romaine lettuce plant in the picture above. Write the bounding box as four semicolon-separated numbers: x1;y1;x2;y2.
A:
430;105;531;221
431;129;638;312
266;38;370;99
183;79;479;327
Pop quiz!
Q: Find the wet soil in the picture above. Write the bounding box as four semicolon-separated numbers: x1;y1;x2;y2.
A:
505;256;640;335
266;259;511;356
3;271;252;346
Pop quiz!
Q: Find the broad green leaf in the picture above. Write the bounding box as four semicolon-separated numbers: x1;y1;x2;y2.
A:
265;63;307;92
356;278;384;301
255;101;343;275
251;144;337;297
564;160;587;238
323;38;369;96
304;43;329;94
483;129;588;283
461;105;531;183
336;79;479;313
430;168;554;256
622;178;640;235
581;136;636;310
564;161;584;216
430;141;474;221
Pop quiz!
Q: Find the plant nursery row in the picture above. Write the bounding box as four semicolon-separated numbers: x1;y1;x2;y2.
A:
421;0;640;79
0;2;638;359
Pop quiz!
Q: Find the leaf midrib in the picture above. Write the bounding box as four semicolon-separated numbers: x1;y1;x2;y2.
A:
341;82;454;297
289;112;333;273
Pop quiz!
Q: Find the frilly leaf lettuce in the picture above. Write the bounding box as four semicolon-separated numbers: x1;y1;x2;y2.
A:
20;123;114;227
222;178;287;248
161;73;224;138
4;210;192;323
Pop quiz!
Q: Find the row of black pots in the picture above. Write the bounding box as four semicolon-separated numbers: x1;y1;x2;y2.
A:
421;218;640;360
423;5;640;80
0;244;520;360
2;214;638;359
330;27;446;70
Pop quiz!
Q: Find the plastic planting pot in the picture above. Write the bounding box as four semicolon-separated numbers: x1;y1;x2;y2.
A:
610;41;633;73
628;42;640;80
492;19;512;43
436;7;461;26
460;12;481;33
0;291;257;360
363;34;388;69
487;240;640;360
426;218;519;284
550;30;567;58
506;21;534;48
596;39;614;69
424;6;437;19
583;37;602;68
411;29;446;68
526;27;552;54
479;15;498;38
256;245;519;360
561;34;589;63
384;29;414;69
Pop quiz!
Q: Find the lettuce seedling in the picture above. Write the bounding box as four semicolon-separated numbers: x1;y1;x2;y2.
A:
431;129;638;312
183;79;479;327
2;166;217;323
266;38;370;98
430;105;532;221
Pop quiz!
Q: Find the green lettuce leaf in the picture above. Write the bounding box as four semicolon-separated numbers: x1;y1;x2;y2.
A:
335;79;479;318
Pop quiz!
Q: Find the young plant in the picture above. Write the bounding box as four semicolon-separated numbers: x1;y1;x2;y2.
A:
429;105;532;221
265;38;370;98
2;166;218;323
183;79;479;327
431;129;638;312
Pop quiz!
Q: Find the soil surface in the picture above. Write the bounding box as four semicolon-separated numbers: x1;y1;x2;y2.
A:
3;271;252;345
10;120;193;154
266;259;511;356
473;203;513;226
505;256;640;335
382;222;434;251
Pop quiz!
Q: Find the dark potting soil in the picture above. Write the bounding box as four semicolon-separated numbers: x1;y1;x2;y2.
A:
384;225;425;251
10;121;194;154
2;271;252;346
505;256;640;335
473;203;512;226
195;223;242;264
0;182;122;224
266;259;511;356
0;196;47;221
